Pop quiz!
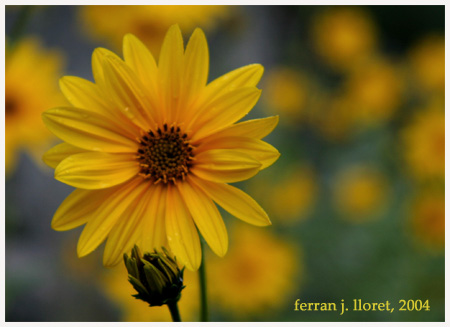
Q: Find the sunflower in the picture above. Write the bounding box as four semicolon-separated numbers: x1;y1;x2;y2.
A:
263;66;310;124
311;7;378;71
401;101;444;181
332;165;389;223
5;37;65;174
80;5;230;55
207;226;300;318
42;25;279;271
408;34;445;95
249;165;318;223
409;190;445;251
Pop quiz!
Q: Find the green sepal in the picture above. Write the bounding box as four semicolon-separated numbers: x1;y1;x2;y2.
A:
128;275;150;296
143;262;166;294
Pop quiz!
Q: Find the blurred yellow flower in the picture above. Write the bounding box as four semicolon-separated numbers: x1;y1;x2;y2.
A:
5;38;65;175
312;58;403;141
102;264;199;321
401;102;444;181
409;190;444;251
250;166;317;223
312;94;357;142
42;26;279;271
344;57;404;125
80;5;230;54
333;165;389;222
263;67;309;124
408;35;445;95
311;7;377;71
208;226;300;318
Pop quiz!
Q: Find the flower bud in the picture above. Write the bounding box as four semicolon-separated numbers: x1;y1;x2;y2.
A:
123;245;185;307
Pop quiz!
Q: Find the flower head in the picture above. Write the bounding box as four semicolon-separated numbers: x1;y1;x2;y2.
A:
401;102;444;181
332;165;389;222
409;189;445;251
344;57;404;125
6;37;65;174
249;165;318;223
80;5;230;54
208;226;300;318
263;67;313;125
311;7;378;71
408;35;445;95
42;25;279;270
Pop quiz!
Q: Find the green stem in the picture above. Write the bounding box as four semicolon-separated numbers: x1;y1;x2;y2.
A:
199;240;209;322
167;301;181;322
8;6;35;48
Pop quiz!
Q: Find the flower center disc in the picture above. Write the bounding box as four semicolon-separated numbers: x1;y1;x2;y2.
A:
5;97;18;117
137;124;194;184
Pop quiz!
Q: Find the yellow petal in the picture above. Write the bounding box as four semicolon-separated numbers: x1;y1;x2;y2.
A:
91;47;121;85
60;76;108;114
52;186;121;231
181;28;209;120
190;87;262;141
55;152;139;189
158;24;184;122
197;136;280;170
123;33;158;88
123;33;162;125
198;116;279;141
192;149;261;183
191;176;271;226
103;181;151;266
42;107;137;152
43;142;85;169
177;178;228;257
139;184;168;251
165;185;201;271
196;63;264;109
77;177;143;257
100;55;158;130
59;76;140;139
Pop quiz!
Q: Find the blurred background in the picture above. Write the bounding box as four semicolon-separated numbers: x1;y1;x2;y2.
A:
5;5;444;322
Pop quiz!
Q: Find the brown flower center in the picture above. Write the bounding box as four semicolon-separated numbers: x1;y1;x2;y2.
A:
137;124;194;184
5;97;18;117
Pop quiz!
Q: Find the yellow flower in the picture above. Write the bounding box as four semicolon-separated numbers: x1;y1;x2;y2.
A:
408;35;445;95
409;189;444;251
311;94;357;142
311;7;377;71
401;101;444;181
208;226;300;318
102;264;199;321
5;38;65;174
80;5;230;54
250;165;317;223
344;57;404;125
332;165;389;222
42;25;279;271
312;58;404;140
263;67;309;123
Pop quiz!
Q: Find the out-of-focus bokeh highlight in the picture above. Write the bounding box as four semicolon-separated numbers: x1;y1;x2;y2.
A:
5;37;65;174
79;5;232;55
312;7;378;72
5;5;444;322
207;225;300;319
